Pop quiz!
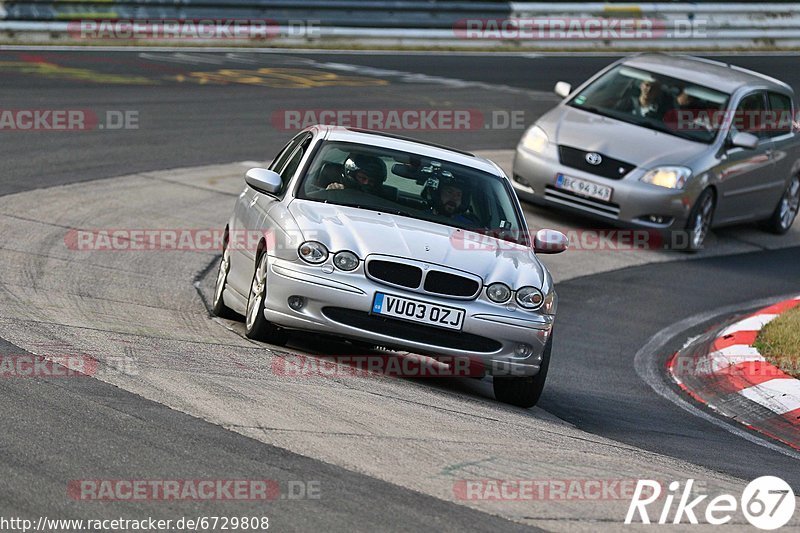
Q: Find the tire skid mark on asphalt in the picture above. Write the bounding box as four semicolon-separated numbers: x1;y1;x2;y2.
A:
0;160;776;530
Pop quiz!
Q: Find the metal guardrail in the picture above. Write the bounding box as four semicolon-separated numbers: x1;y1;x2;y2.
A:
0;2;799;49
0;1;511;28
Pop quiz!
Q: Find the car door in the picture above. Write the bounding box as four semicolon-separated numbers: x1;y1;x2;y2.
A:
713;91;777;223
762;91;800;214
227;134;307;298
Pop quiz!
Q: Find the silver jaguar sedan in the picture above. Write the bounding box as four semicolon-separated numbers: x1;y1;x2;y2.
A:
213;125;568;407
513;53;800;250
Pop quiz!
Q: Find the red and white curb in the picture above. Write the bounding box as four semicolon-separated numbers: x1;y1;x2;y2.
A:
669;295;800;450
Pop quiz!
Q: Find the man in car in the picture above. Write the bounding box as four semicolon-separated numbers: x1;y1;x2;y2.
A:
325;153;386;193
616;77;673;120
429;174;477;226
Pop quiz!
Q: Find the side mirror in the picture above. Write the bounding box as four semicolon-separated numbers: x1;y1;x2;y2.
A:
730;132;759;150
533;229;569;254
245;168;283;194
554;81;572;99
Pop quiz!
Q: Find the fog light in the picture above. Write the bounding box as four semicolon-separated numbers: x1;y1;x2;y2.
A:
288;296;305;311
514;343;533;357
513;174;533;190
648;215;665;224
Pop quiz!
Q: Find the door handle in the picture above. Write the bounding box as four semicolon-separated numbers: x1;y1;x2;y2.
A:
249;195;259;207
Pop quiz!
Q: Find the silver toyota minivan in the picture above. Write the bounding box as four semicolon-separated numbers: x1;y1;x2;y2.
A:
513;54;800;250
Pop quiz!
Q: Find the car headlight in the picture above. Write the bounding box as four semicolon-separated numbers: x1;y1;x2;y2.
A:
486;282;512;303
516;286;545;310
333;250;359;271
640;166;692;190
520;125;549;154
298;241;328;264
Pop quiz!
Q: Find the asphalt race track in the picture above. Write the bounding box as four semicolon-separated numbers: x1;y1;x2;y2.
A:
1;49;800;530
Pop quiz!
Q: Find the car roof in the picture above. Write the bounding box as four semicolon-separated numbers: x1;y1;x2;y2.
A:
622;54;793;95
316;125;504;176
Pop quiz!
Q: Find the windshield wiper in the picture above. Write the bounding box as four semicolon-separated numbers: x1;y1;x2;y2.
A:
570;103;620;121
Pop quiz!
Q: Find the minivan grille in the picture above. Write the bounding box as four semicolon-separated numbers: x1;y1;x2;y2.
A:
544;185;621;219
558;146;635;180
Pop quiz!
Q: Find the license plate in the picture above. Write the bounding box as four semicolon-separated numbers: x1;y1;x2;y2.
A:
556;173;613;202
371;293;465;331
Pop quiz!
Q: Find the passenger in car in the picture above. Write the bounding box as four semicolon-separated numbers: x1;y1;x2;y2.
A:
427;174;479;226
675;85;697;110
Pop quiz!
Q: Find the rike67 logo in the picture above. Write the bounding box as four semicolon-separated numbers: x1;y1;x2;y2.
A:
625;477;795;529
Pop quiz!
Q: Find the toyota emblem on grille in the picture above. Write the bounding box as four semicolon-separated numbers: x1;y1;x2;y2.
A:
585;152;603;165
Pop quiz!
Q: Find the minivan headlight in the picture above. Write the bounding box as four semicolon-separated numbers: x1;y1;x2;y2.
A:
520;126;549;154
640;166;692;190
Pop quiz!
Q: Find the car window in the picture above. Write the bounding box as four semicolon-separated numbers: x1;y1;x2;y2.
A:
275;136;312;192
731;92;768;139
567;64;730;144
297;141;524;239
268;133;305;173
767;92;794;137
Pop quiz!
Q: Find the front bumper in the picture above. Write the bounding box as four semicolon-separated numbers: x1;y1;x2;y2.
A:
262;257;554;377
513;145;697;230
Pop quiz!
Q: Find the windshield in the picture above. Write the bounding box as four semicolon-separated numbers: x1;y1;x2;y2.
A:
296;141;524;240
568;64;730;144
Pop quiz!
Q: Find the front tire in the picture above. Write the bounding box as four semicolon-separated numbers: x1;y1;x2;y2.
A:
762;175;800;235
245;251;288;346
493;334;552;408
212;237;236;318
684;188;715;252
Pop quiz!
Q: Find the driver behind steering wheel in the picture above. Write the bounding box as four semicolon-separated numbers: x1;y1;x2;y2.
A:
326;153;387;194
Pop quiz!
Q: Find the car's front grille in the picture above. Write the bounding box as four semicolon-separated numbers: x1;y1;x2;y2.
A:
365;257;482;300
558;145;635;180
423;271;480;298
544;186;621;219
322;307;502;353
366;260;422;289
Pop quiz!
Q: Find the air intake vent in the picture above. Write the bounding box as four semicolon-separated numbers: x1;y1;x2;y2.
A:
366;260;422;289
423;271;480;298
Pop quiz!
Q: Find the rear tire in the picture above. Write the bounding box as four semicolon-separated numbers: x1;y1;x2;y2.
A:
762;175;800;235
245;251;289;346
493;334;552;408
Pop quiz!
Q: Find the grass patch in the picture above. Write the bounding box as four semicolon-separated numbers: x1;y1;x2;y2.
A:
755;304;800;378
